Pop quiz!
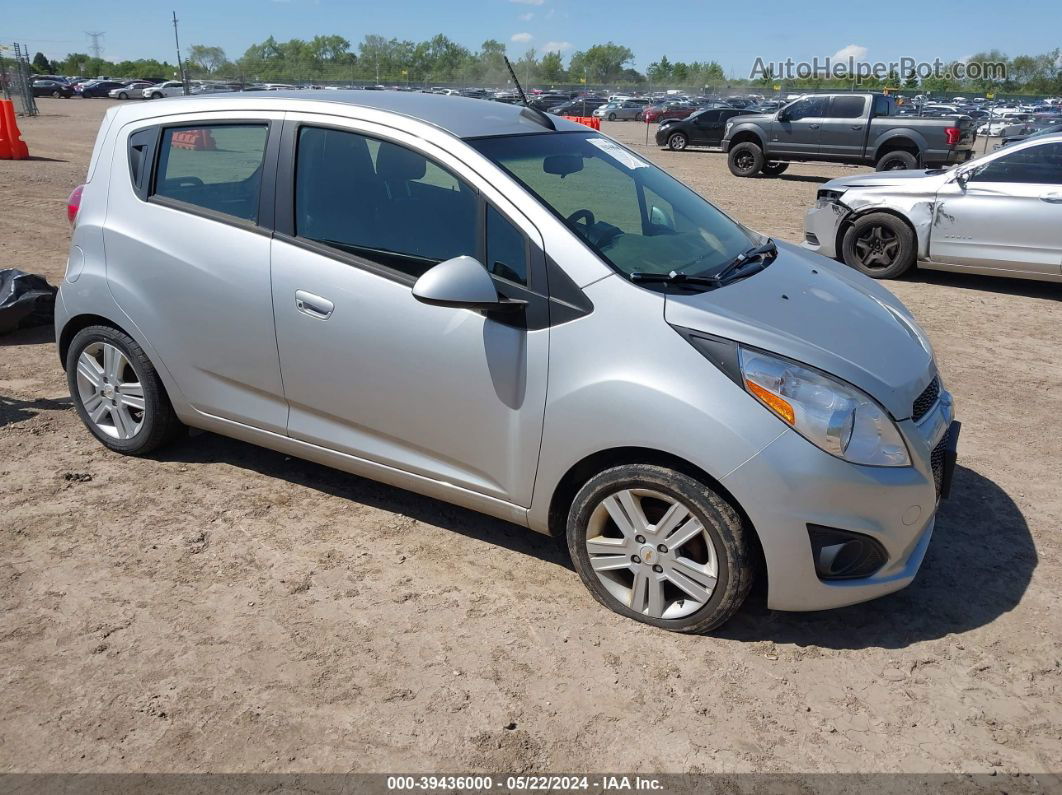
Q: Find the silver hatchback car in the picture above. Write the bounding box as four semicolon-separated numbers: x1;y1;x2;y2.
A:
58;93;959;632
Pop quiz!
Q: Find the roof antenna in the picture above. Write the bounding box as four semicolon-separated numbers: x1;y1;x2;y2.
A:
505;56;555;130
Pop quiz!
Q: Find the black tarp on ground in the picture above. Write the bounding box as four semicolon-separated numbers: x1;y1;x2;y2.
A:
0;269;57;335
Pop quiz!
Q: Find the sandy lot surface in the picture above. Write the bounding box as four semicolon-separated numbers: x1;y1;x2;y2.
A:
1;99;1060;776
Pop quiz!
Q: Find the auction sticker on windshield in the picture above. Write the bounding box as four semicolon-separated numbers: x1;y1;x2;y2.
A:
587;137;649;169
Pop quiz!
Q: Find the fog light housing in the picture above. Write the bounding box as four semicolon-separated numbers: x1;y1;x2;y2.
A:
807;525;888;580
805;231;820;245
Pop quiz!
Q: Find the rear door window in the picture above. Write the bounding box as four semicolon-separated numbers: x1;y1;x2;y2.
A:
153;123;269;222
828;96;867;119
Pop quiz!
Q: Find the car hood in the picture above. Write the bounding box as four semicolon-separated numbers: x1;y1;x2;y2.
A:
821;169;953;191
663;241;935;419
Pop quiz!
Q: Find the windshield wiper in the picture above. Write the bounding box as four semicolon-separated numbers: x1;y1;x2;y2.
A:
629;238;778;290
628;270;723;288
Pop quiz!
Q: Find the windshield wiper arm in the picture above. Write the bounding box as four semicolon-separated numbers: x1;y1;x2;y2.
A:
713;239;778;284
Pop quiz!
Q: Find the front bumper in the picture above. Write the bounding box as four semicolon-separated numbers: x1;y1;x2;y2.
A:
801;201;848;259
722;389;957;612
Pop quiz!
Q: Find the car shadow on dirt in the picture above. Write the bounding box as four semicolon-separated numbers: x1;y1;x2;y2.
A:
0;394;72;428
908;268;1062;300
719;464;1037;649
160;431;575;571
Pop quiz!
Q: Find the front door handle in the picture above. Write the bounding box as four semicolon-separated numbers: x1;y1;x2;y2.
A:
851;125;864;130
1040;192;1062;204
295;290;334;319
809;123;821;129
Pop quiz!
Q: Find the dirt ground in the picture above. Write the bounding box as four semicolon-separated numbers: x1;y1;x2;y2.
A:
1;99;1060;777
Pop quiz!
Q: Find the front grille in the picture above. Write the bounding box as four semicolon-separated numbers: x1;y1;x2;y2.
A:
931;435;947;497
912;376;940;422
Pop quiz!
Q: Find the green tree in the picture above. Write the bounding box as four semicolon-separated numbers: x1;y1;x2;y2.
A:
186;45;228;76
32;52;52;73
539;51;565;83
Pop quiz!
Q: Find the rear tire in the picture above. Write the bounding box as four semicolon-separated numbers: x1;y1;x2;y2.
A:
875;150;918;171
66;325;184;455
728;142;764;177
761;161;789;176
841;212;916;279
566;464;753;633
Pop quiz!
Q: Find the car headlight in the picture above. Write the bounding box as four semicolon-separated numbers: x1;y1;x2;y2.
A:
816;189;844;209
739;349;910;466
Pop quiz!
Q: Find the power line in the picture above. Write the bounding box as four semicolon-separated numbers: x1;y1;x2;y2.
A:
85;31;105;60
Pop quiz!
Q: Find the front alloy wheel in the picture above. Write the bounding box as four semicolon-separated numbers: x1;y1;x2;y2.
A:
585;488;718;619
667;132;688;151
567;464;753;633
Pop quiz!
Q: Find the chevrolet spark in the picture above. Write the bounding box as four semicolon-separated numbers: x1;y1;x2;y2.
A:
57;92;959;632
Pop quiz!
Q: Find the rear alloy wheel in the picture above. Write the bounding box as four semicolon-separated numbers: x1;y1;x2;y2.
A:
667;132;688;151
761;161;789;176
67;325;183;455
841;212;916;279
567;464;753;633
727;141;765;177
875;150;918;171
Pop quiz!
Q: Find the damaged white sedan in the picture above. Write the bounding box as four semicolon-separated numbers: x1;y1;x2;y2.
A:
803;133;1062;283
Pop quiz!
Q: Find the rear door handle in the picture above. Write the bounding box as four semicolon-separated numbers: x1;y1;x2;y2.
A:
1040;192;1062;204
294;290;334;319
809;123;820;129
851;125;864;130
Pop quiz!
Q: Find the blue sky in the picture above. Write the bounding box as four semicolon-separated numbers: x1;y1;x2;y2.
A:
6;0;1061;75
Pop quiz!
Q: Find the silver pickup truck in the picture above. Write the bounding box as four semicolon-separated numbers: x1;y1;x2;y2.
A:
720;93;977;177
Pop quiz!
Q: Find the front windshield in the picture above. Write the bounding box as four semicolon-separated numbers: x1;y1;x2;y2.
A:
469;131;757;279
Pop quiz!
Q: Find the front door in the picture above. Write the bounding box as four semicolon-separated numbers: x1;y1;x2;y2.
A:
930;139;1062;276
771;95;828;157
269;120;549;505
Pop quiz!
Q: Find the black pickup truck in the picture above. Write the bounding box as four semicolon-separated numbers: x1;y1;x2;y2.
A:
720;93;977;177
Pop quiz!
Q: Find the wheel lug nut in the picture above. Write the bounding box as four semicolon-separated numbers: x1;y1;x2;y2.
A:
631;555;641;564
657;544;668;553
653;564;663;573
635;535;645;544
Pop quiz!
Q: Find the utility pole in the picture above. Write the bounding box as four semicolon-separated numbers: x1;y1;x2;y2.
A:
85;31;104;66
172;11;189;96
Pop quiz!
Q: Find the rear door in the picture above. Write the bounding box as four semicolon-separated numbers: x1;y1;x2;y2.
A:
771;95;828;157
104;112;289;432
818;95;868;160
930;140;1062;276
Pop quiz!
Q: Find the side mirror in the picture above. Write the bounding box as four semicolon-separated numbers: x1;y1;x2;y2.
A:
412;256;525;312
649;205;674;229
954;168;972;190
776;109;789;122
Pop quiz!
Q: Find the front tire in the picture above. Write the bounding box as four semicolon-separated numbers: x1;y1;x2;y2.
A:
151;92;163;99
608;112;617;121
118;92;128;100
66;325;183;455
841;212;916;279
728;141;764;177
667;132;688;151
566;464;753;633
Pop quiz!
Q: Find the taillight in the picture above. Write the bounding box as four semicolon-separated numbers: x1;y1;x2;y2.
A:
945;127;961;145
67;184;84;225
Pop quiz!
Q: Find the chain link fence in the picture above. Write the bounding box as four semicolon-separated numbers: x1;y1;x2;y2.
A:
0;43;39;116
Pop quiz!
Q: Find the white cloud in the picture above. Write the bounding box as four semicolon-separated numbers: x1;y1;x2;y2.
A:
541;41;572;53
511;32;533;42
518;11;534;20
509;0;544;5
832;44;868;61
